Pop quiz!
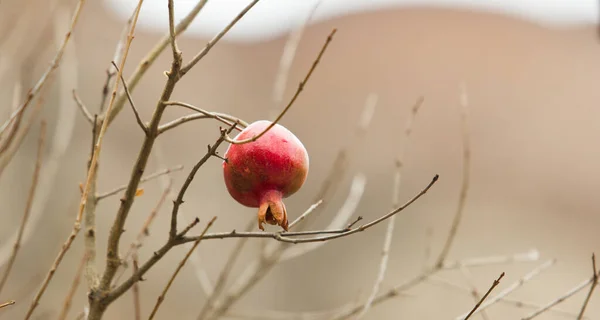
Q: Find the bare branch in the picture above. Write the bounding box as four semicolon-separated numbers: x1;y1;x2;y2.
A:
0;120;46;296
110;61;148;133
522;262;600;319
356;95;422;320
0;300;15;310
96;165;183;201
462;272;505;320
428;276;586;319
132;254;141;320
454;259;556;320
159;101;247;134
224;28;337;145
25;1;143;318
184;174;437;244
436;83;471;267
442;249;540;269
57;253;88;320
279;174;365;261
0;0;84;139
148;217;217;320
72;90;94;124
99;70;116;113
0;82;25;156
170;125;237;240
105;0;209;126
270;0;322;118
180;0;260;76
167;0;181;61
576;253;598;320
287;200;323;229
196;218;254;319
459;267;491;320
105;125;238;305
112;182;172;287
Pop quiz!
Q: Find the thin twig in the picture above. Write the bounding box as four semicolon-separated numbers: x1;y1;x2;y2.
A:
105;126;238;306
57;253;88;320
462;272;505;320
99;70;115;113
72;90;94;124
0;76;28;156
459;266;491;320
356;95;422;320
287;200;323;230
25;1;142;319
522;266;600;320
167;0;181;61
224;28;337;145
105;0;209;126
436;83;471;268
159;101;247;134
576;254;598;320
196;219;255;319
332;253;544;320
0;0;84;140
96;165;183;201
180;0;260;76
0;120;46;296
0;79;22;145
454;259;556;320
148;217;217;320
84;119;100;289
170;125;236;240
183;175;437;245
442;249;540;269
110;61;148;133
270;0;322;119
0;300;15;309
95;0;252;311
278;174;366;262
112;182;172;287
132;253;141;320
428;276;585;319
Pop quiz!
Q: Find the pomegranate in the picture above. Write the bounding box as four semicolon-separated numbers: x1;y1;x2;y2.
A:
222;120;309;231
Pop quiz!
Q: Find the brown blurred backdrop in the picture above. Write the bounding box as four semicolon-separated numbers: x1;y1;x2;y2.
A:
1;0;600;319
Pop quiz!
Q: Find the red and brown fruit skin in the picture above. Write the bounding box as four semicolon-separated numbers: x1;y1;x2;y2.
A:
222;120;309;231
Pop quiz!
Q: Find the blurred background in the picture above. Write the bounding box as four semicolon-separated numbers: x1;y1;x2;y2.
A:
1;0;600;319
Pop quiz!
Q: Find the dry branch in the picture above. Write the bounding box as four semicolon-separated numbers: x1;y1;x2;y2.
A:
576;254;598;320
159;101;247;134
183;175;438;245
0;300;15;310
436;84;471;267
112;182;173;287
0;121;45;296
522;263;600;320
96;165;183;201
355;96;423;319
25;1;143;318
147;217;217;320
462;272;505;320
57;253;88;320
110;61;148;133
132;254;141;320
105;0;209;126
72;90;94;124
224;28;337;145
454;259;556;320
180;0;260;77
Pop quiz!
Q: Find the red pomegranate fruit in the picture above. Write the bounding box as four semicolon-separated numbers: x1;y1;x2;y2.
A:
222;120;309;231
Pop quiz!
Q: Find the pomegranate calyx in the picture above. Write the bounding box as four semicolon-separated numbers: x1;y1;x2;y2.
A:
257;190;288;231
